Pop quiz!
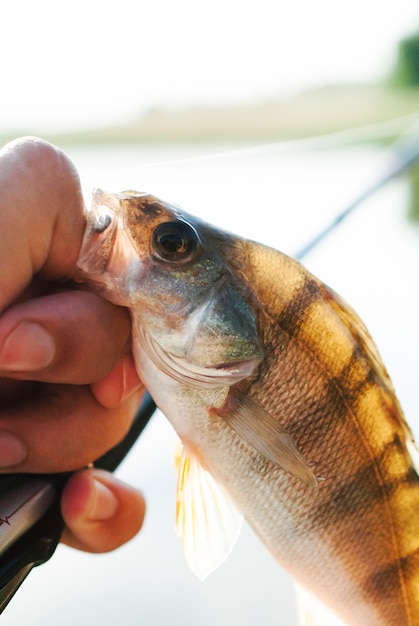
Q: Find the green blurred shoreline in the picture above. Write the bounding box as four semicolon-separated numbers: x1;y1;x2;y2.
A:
2;85;419;147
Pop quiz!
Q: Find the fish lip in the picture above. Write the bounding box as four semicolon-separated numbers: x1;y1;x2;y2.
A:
92;187;123;213
77;189;121;279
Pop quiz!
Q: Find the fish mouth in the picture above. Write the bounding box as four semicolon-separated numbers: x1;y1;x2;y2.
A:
78;189;120;278
138;325;261;389
77;189;142;305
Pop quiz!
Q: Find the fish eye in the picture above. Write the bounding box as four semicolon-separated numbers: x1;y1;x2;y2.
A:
152;220;200;264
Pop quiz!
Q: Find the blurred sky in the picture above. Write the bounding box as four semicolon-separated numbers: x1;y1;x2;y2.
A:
1;0;419;135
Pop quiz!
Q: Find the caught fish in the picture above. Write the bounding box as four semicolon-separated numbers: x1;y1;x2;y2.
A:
78;188;419;626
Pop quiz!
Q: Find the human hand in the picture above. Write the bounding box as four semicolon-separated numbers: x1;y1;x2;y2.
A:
0;137;146;552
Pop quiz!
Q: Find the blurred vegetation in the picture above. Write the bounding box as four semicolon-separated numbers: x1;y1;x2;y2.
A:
391;30;419;221
391;30;419;87
2;85;419;147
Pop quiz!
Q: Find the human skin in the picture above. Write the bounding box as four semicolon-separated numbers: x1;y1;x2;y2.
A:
0;136;146;552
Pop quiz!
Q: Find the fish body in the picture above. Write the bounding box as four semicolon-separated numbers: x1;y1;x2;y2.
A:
78;189;419;625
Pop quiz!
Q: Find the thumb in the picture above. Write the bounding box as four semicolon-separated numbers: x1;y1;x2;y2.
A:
61;468;146;553
0;137;85;310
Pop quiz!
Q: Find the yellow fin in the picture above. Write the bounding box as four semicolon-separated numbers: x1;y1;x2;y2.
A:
221;396;317;487
175;441;243;580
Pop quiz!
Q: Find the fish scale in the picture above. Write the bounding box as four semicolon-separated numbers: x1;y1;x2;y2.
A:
78;189;419;625
239;241;419;623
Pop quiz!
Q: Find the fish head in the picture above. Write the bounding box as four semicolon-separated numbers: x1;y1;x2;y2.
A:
78;189;264;386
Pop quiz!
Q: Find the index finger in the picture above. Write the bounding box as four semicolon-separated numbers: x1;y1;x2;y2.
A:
0;137;85;309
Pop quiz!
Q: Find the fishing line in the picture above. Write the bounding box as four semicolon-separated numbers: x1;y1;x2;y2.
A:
105;111;419;178
89;111;419;263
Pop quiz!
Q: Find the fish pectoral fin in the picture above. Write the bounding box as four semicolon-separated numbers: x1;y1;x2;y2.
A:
221;396;317;487
174;440;243;581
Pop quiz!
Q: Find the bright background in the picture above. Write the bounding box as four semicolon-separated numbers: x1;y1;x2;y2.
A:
1;2;419;625
0;0;419;134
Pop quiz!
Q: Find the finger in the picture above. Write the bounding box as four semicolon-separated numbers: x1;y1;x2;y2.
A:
0;385;145;473
91;353;144;409
61;468;146;552
0;290;136;385
0;137;85;310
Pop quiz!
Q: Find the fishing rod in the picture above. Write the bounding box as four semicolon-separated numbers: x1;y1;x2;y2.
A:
295;121;419;261
0;393;156;614
0;121;419;614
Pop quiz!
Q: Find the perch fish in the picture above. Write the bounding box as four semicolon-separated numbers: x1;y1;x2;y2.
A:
78;189;419;626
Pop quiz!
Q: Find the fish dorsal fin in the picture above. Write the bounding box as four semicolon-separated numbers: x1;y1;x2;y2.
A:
320;284;395;392
320;283;417;445
220;395;317;487
297;585;346;626
406;440;419;475
175;441;243;580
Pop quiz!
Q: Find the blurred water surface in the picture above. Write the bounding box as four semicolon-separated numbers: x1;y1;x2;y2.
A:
3;140;418;626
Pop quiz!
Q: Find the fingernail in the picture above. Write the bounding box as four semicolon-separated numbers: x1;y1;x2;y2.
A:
88;478;119;521
0;430;27;467
120;356;144;404
0;322;55;371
